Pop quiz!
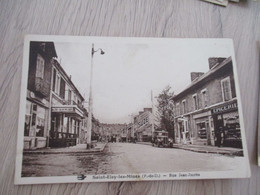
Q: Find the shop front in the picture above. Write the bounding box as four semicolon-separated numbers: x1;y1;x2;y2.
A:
49;105;84;147
211;100;242;148
176;117;190;144
24;97;49;149
192;111;214;146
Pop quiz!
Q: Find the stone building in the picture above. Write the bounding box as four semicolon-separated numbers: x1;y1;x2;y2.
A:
134;108;153;142
173;57;242;148
24;42;57;149
49;59;85;147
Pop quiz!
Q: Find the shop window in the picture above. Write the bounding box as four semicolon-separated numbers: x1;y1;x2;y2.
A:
221;77;232;101
192;94;198;110
24;102;45;137
63;117;68;133
201;89;208;108
24;101;32;136
35;106;45;137
36;54;45;79
197;122;207;139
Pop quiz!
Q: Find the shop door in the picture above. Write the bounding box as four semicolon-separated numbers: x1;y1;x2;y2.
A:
213;114;224;146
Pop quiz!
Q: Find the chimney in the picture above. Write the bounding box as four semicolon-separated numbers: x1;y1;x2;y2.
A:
144;108;152;113
191;72;204;82
139;111;144;115
208;57;226;69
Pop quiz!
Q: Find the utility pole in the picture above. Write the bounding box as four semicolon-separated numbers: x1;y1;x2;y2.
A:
85;43;105;149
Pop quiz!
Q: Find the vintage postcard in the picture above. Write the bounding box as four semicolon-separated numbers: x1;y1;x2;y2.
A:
15;35;250;184
258;74;260;166
201;0;228;6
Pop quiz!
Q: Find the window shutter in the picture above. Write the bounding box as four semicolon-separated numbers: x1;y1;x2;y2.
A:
52;68;56;91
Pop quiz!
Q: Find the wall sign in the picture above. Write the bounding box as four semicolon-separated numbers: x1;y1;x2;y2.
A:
211;101;237;114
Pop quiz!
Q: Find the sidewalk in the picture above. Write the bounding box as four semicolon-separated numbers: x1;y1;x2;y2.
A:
23;142;107;155
136;141;152;146
172;144;243;156
136;141;243;156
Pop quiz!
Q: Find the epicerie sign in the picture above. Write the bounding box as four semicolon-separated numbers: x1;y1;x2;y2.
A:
211;102;237;114
52;107;74;112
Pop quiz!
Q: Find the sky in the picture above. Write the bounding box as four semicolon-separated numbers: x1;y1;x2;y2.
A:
54;38;234;124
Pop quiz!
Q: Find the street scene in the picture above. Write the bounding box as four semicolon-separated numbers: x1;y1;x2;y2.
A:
22;142;244;177
17;37;249;182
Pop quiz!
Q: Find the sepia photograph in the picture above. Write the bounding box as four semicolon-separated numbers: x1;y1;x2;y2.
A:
15;36;250;184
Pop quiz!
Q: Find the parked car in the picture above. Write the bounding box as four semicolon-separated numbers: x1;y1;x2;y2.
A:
120;136;127;142
129;136;137;143
151;130;173;148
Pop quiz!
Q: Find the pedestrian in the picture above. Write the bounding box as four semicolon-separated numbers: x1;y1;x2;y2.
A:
219;127;224;147
215;127;223;147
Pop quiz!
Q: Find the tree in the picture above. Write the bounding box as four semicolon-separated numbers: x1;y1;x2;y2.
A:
156;86;175;140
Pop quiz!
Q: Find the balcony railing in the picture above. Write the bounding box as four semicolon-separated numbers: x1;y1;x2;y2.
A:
64;100;84;111
50;131;77;139
35;77;50;97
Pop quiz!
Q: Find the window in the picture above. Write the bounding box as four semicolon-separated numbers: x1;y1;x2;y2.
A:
52;68;56;91
221;77;232;101
24;101;45;137
68;89;72;104
24;101;32;136
197;122;207;139
176;103;180;116
55;74;60;94
36;106;45;137
182;100;186;114
201;89;208;107
192;94;198;110
36;54;45;79
59;78;65;99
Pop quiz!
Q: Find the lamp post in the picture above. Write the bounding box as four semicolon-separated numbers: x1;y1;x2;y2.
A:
86;43;105;149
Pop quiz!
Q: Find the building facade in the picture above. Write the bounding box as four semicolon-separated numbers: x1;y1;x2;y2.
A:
133;108;153;142
173;57;242;148
49;59;85;147
23;41;89;149
24;42;57;149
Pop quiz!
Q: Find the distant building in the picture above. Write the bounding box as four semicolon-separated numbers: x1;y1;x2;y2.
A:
172;57;242;148
24;42;57;149
134;108;153;142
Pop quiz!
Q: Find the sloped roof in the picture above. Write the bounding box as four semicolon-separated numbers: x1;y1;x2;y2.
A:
172;56;232;100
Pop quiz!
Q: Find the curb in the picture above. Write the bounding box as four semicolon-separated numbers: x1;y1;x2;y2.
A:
172;145;243;157
23;143;107;155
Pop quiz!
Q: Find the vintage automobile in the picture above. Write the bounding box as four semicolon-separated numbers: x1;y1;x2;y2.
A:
151;130;173;148
120;135;127;142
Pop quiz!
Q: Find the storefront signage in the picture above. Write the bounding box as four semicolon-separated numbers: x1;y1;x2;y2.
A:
211;102;237;114
52;107;74;112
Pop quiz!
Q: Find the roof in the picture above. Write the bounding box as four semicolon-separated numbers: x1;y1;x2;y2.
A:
172;56;232;101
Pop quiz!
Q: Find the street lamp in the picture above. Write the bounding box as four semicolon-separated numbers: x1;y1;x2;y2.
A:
86;43;105;149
